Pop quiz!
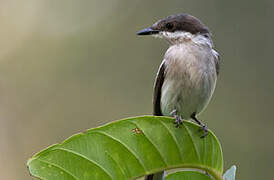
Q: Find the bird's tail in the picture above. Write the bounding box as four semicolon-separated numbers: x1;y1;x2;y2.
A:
145;171;165;180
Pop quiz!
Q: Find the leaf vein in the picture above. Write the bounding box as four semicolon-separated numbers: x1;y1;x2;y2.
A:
55;147;113;179
128;121;168;166
183;125;201;162
158;120;183;161
105;151;127;180
94;131;147;172
36;158;79;180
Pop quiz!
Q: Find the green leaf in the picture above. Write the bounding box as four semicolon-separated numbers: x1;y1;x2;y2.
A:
165;171;212;180
27;116;223;180
223;165;236;180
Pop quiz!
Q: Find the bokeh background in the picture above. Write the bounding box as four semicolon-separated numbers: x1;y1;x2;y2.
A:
1;0;273;179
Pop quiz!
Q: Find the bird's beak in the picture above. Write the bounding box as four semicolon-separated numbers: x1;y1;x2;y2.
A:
137;27;159;35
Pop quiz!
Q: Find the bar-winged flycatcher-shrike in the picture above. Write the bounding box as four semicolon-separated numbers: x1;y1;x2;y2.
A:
137;13;220;180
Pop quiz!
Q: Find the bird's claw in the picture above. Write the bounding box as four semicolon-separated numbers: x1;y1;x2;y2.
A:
171;109;183;128
199;125;208;138
173;115;183;128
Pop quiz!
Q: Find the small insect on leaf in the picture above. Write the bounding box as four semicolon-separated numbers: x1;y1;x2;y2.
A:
132;127;143;134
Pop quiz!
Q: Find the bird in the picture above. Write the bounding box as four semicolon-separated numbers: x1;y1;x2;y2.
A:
137;13;220;180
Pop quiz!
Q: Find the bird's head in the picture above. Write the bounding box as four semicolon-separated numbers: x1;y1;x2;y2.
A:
137;14;211;45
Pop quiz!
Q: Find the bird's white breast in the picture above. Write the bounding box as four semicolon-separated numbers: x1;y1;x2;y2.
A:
160;38;217;119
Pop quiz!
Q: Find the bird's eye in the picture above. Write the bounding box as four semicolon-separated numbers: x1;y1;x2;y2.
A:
203;34;209;38
166;23;174;30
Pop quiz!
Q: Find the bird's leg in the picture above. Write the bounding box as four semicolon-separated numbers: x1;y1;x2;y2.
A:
170;109;183;128
191;113;208;138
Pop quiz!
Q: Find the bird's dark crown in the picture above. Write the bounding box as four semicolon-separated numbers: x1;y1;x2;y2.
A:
151;14;210;35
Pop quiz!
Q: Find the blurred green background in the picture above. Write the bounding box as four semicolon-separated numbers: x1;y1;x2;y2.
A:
0;0;273;179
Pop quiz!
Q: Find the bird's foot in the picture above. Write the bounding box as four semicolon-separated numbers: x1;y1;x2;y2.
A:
171;110;183;128
173;115;183;128
199;124;208;138
191;113;208;138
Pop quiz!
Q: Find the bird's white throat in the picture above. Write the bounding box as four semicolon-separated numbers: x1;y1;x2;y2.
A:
153;31;213;47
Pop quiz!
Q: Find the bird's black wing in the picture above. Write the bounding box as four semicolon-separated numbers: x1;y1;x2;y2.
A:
153;60;166;116
145;61;166;180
